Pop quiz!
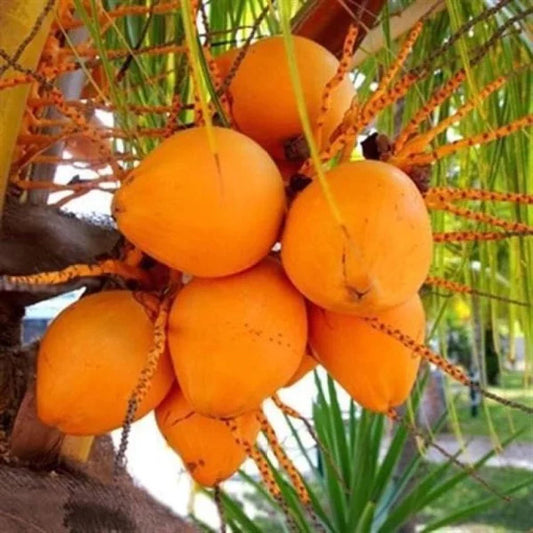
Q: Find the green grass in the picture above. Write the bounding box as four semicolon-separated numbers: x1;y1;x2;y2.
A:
452;372;533;442
419;465;533;532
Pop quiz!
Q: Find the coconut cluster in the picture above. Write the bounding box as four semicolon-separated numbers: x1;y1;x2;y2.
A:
36;36;432;488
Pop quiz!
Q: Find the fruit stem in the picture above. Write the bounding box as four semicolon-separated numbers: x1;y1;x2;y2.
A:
60;435;94;463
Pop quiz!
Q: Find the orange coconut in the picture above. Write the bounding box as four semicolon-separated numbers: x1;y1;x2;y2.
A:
281;160;433;315
37;291;174;435
113;127;285;277
156;387;260;487
309;294;426;413
168;258;307;418
218;36;355;161
285;353;318;387
214;46;239;81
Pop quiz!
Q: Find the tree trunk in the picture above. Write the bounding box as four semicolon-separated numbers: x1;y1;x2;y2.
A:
1;436;196;532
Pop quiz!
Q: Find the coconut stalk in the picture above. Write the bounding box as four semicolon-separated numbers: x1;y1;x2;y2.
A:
60;435;95;463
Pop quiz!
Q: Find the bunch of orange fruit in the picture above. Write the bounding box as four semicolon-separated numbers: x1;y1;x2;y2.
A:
36;36;432;487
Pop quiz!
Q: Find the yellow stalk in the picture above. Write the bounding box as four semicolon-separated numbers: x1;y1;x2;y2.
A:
277;0;344;227
278;0;371;284
0;0;55;216
181;0;219;165
60;435;95;463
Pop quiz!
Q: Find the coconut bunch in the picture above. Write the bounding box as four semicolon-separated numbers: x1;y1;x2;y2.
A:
21;36;434;489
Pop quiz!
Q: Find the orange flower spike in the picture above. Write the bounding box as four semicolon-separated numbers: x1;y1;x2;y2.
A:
433;202;533;234
425;187;533;207
396;74;508;159
369;21;423;105
393;69;467;153
224;419;281;499
256;410;310;505
365;317;533;414
432;230;533;243
315;24;358;147
400;114;533;167
425;276;529;306
0;259;149;292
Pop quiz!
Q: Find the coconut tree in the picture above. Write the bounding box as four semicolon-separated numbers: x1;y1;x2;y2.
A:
0;0;531;531
0;2;386;530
